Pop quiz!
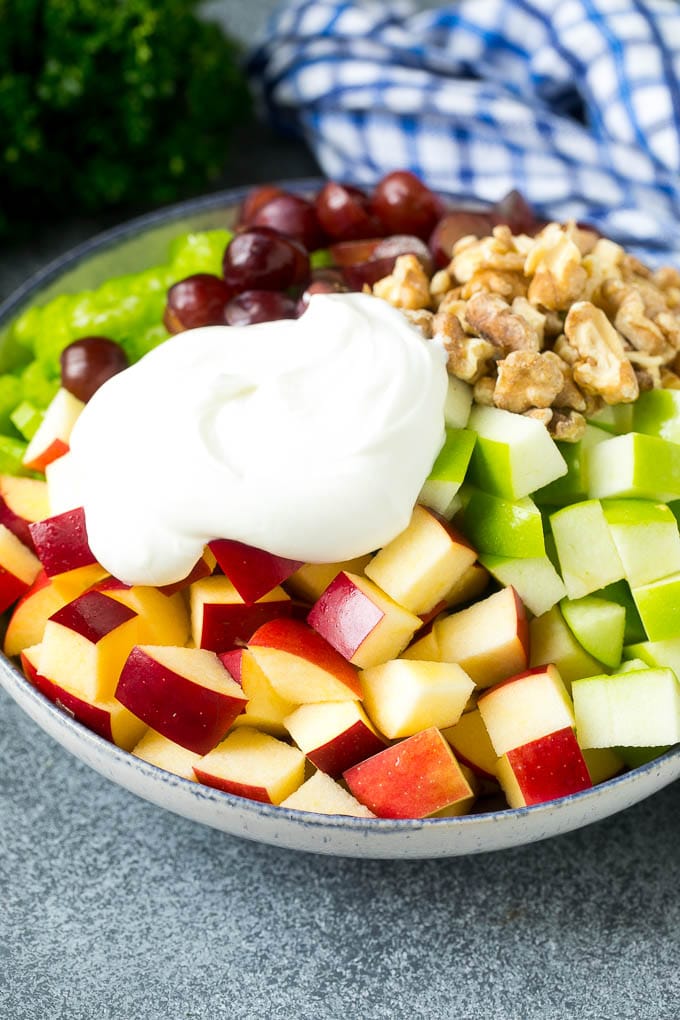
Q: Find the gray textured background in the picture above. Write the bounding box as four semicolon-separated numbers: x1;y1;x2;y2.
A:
2;3;680;1018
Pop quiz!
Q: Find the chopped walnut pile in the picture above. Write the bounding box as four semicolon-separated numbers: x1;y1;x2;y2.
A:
372;224;680;441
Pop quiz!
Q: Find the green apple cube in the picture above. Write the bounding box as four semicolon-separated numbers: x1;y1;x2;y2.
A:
573;668;680;748
601;498;680;587
479;554;566;617
444;376;473;429
419;428;476;517
550;500;624;599
586;402;634;435
632;388;680;443
467;405;567;500
615;658;650;673
597;580;646;644
529;605;605;688
533;426;608;508
460;488;545;559
560;595;625;669
587;432;680;502
624;637;680;678
614;745;671;768
631;572;680;641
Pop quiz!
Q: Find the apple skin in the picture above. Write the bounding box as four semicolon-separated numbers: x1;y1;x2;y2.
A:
3;569;67;657
193;727;306;804
115;645;247;755
284;701;387;777
248;617;363;700
477;663;574;756
29;506;97;577
22;387;84;473
209;538;303;604
50;589;137;644
157;548;216;596
0;525;42;613
497;727;592;808
343;726;473;818
190;576;293;652
0;475;49;552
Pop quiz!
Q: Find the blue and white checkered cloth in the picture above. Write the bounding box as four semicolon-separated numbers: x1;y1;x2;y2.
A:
248;0;680;265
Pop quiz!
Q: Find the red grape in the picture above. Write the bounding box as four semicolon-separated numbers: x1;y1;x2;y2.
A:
238;185;286;226
222;227;310;292
225;290;299;326
429;210;496;268
371;171;445;240
315;182;383;241
329;238;383;267
251;193;326;252
298;273;348;313
491;190;540;235
163;273;232;333
60;337;129;402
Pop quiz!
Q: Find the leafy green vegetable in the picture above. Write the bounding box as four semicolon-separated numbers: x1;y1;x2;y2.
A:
0;0;250;235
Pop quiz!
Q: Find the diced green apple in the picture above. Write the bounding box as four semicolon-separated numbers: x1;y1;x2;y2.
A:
460;488;545;559
444;376;473;429
550;500;624;599
597;580;646;644
560;595;625;669
631;572;680;641
419;427;476;517
533;426;608;507
614;745;671;768
587;432;680;502
586;402;634;435
632;388;680;443
601;498;680;587
573;668;680;748
467;405;567;500
529;605;605;688
478;553;566;617
624;636;680;677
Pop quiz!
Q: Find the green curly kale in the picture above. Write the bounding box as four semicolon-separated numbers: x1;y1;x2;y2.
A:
0;0;251;233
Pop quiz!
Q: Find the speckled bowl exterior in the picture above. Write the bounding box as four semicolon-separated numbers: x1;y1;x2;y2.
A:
1;183;678;859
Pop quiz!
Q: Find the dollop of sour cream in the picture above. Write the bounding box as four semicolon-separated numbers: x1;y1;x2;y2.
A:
67;292;448;586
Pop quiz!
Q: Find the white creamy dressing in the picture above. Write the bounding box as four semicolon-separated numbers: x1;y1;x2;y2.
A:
67;292;448;586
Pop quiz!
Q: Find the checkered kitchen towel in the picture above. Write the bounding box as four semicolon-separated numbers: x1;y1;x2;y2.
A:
248;0;680;264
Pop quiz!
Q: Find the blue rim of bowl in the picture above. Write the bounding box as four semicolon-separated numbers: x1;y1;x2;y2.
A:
1;179;678;833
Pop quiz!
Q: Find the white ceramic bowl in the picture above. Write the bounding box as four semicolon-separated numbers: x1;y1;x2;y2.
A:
1;182;679;859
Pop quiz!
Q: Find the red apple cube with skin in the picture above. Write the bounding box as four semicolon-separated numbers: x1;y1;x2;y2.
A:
20;644;148;751
426;586;529;687
248;618;363;703
285;554;372;604
284;701;387;777
38;590;139;701
0;523;42;612
359;658;474;739
209;538;303;604
116;645;248;755
477;664;575;756
0;474;50;552
3;569;68;657
22;387;84;472
29;506;97;577
132;729;202;781
441;708;498;781
220;647;297;737
193;727;306;804
364;505;477;615
189;575;292;652
94;577;190;646
496;727;592;808
343;726;474;819
157;547;216;597
307;571;421;669
280;770;376;817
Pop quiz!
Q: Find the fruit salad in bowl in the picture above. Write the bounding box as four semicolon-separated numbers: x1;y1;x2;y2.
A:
1;173;679;858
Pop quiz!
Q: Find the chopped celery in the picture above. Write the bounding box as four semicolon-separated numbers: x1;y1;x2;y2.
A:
19;361;60;409
10;400;43;440
0;375;22;433
169;229;232;278
0;435;30;476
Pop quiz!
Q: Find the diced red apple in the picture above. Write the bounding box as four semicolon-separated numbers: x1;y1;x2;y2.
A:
0;474;50;552
248;618;362;702
22;387;84;472
360;658;474;739
441;708;498;781
157;547;216;596
343;727;474;819
428;586;529;687
284;701;386;777
20;644;147;751
280;770;376;817
3;568;68;657
0;523;42;613
220;647;297;737
38;590;139;701
307;570;421;669
29;506;97;576
116;644;248;755
477;664;574;756
189;575;292;652
95;577;190;646
443;562;489;609
285;554;372;604
496;727;592;807
209;538;303;604
194;727;305;804
132;730;202;781
364;505;477;615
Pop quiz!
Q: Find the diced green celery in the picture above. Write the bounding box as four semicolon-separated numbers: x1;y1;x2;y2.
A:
310;249;333;269
121;323;169;363
19;361;60;410
169;230;232;279
10;400;43;440
0;375;22;433
8;305;42;354
0;435;30;475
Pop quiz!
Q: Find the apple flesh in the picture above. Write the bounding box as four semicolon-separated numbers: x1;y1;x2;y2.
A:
280;770;376;817
3;569;68;657
560;595;625;669
477;664;575;756
478;553;566;618
0;522;42;612
442;708;498;782
116;644;247;754
359;658;474;739
284;554;372;604
189;575;292;652
0;474;49;552
194;727;305;804
208;538;303;604
22;387;84;473
284;700;386;776
419;427;476;517
631;572;680;641
95;577;190;646
132;730;202;781
221;647;297;737
496;727;592;808
573;667;680;748
443;376;473;429
343;727;474;818
602;498;680;587
550;500;624;599
529;605;604;688
587;432;680;502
